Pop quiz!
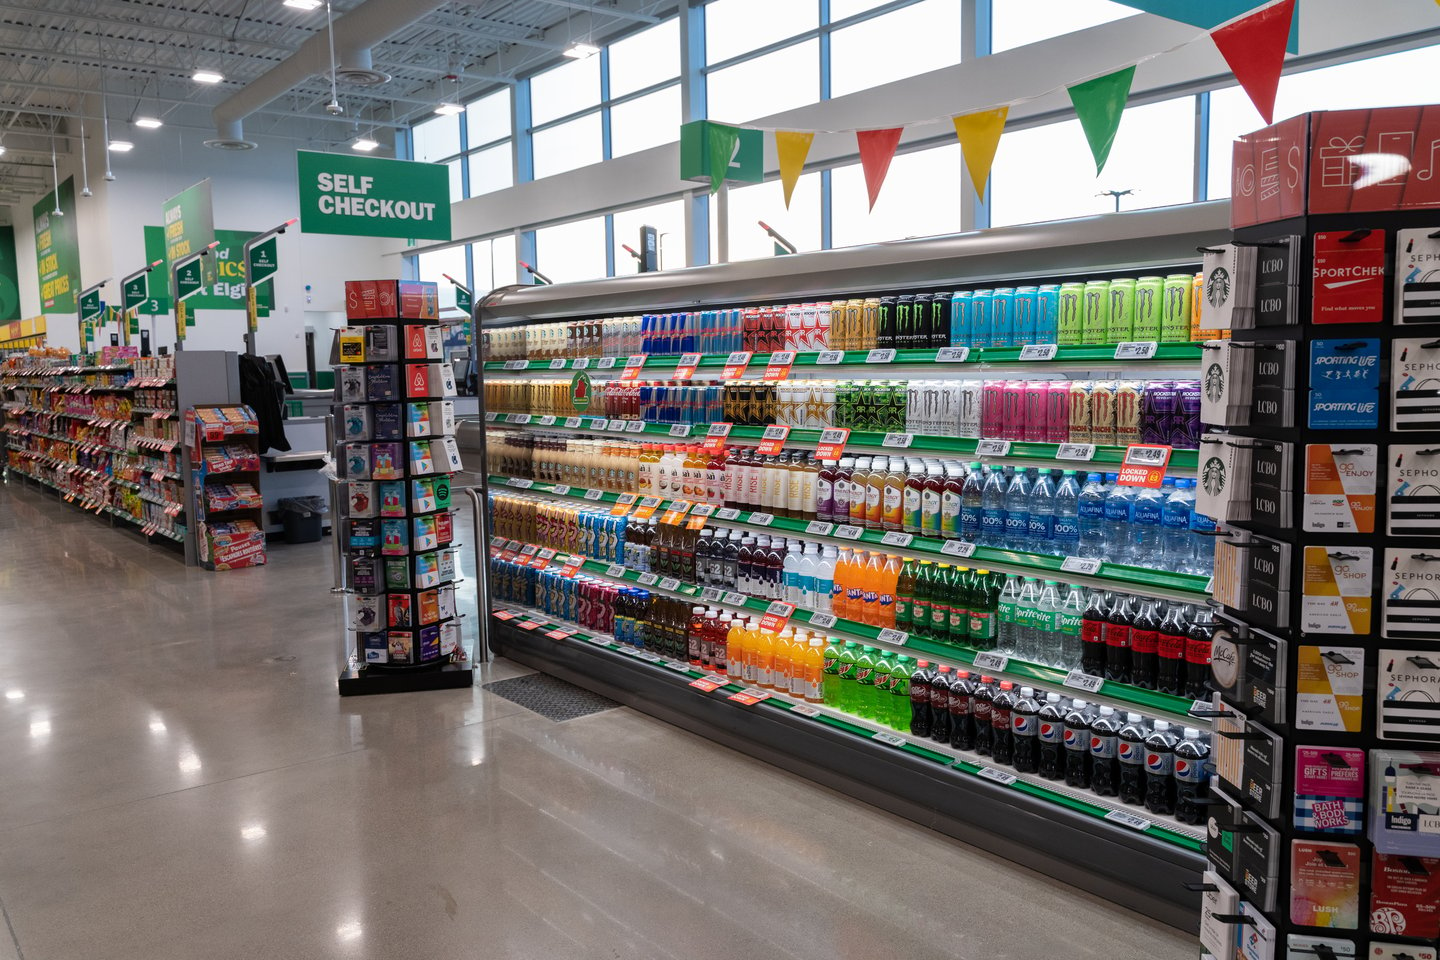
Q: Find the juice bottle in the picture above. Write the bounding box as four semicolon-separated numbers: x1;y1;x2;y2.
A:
865;456;887;529
817;457;838;523
754;626;776;689
800;454;819;522
849;456;872;527
726;616;746;682
878;553;901;628
834;456;855;524
894;559;917;634
785;453;806;520
846;550;869;622
882;457;905;532
904;461;925;534
804;637;826;703
688;605;706;666
941;464;965;538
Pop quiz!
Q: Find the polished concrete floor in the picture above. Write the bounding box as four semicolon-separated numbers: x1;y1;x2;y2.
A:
0;478;1195;960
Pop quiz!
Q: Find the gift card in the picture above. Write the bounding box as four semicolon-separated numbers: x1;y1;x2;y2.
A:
1377;649;1440;740
1388;445;1440;537
1290;840;1361;929
1305;444;1377;533
1381;552;1440;642
1302;547;1374;635
1313;230;1386;323
1392;338;1440;432
1395;227;1440;325
1296;646;1365;733
1369;852;1440;939
1295;746;1365;835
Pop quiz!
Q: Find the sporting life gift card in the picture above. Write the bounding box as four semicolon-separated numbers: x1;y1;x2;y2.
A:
1312;229;1386;323
1305;444;1377;533
1310;339;1381;430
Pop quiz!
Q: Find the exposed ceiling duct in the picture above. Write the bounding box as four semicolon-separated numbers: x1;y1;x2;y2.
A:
207;0;446;150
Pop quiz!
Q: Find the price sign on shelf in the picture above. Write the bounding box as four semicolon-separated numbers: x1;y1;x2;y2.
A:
791;704;822;718
668;423;691;438
659;500;693;525
558;556;585;577
881;531;913;548
872;731;907;747
619;355;647;380
882;432;914;448
1117;444;1172;488
834;524;863;540
631;496;663;521
686;503;716;530
545;628;575;640
588;418;609;431
484;411;498;422
757;424;791;455
815;427;850;461
728;689;771;706
1063;669;1105;694
659;577;682;592
537;415;557;426
610;493;638;517
674;353;702;380
748;513;774;527
1103;809;1152;832
507;477;533;489
701;586;723;602
1114;341;1159;361
815;350;844;365
637;572;660;586
518;544;538;557
609;420;630;433
941;539;977;558
573;357;591;370
1056;443;1096;462
626;420;647;434
763;351;797;381
1061;556;1103;576
936;346;970;363
975;439;1012;458
703;422;733;451
1018;343;1058;361
503;359;528;370
805;520;835;536
973;651;1009;672
722;591;747;606
867;348;897;364
564;416;583;428
552;484;572;497
583;488;605;501
606;563;626;578
766;600;796;618
876;627;909;646
978;766;1017;786
690;676;726;693
715;507;741;521
757;613;790;634
808;613;837;629
493;609;517;621
596;357;617;369
722;351;753;379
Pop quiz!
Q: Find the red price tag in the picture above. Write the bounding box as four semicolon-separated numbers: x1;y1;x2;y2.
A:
722;351;752;379
702;422;733;451
690;676;726;692
814;427;850;461
557;556;585;577
756;424;790;455
610;493;638;517
763;351;796;381
619;355;648;380
545;628;575;640
727;689;771;706
517;620;542;631
674;353;701;380
493;610;517;621
1116;444;1172;488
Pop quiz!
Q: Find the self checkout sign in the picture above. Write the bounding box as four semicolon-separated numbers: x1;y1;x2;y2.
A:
1117;444;1172;488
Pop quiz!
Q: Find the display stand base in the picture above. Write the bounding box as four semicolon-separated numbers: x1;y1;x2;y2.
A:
337;660;474;696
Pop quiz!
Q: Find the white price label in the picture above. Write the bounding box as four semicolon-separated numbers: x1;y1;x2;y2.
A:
767;600;796;617
507;477;534;488
973;652;1009;672
941;539;977;558
503;360;528;370
808;613;837;629
1114;341;1159;360
638;573;660;586
715;507;741;521
573;358;591;370
677;352;702;368
975;439;1012;457
552;485;571;496
1103;809;1152;832
1204;576;1215;594
723;591;747;606
537;416;557;426
596;357;617;369
587;634;609;646
625;420;646;433
936;346;970;363
564;417;583;428
1189;699;1214;718
818;427;848;445
665;661;691;672
515;414;535;424
749;513;774;526
588;419;609;431
867;348;897;364
882;432;914;448
519;544;538;556
484;411;498;422
1056;443;1096;461
639;652;663;663
871;732;907;747
625;355;647;369
791;704;822;718
701;586;723;601
583;488;605;501
659;577;682;592
549;358;567;369
978;766;1017;786
806;520;835;536
881;531;913;547
876;628;909;645
725;351;751;368
707;423;733;438
834;524;864;540
1060;556;1103;575
816;350;844;365
1018;343;1058;361
668;424;691;437
606;564;626;578
1063;669;1105;694
603;420;624;432
761;424;789;441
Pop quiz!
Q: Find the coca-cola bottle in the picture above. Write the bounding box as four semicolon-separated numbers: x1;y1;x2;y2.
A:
1103;594;1134;684
1129;599;1161;691
1080;590;1108;676
1184;607;1216;700
1156;603;1187;696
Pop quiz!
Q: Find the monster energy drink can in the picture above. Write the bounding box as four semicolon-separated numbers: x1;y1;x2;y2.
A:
1133;276;1164;341
990;287;1016;349
1035;285;1060;343
1057;283;1084;345
1161;274;1193;342
950;290;972;347
1106;278;1136;344
970;289;993;350
1081;280;1110;346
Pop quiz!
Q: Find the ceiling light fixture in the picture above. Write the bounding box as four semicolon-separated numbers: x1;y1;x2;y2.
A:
135;117;163;129
0;145;7;157
193;70;224;84
351;137;379;152
433;102;463;116
283;0;323;8
563;42;599;59
108;140;134;153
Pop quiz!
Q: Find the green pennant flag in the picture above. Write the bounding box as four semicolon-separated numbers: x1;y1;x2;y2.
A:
1067;65;1136;175
707;123;741;195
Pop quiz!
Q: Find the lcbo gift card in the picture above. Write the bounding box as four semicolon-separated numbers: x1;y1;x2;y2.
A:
1312;229;1386;323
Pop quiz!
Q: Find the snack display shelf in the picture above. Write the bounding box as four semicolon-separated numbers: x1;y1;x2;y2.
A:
485;342;1206;374
3;407;132;427
138;491;185;512
5;466;185;541
131;407;178;418
1;364;133;375
7;448;119;480
3;429;129;456
482;413;1201;476
486;475;1213;606
488;533;1203;724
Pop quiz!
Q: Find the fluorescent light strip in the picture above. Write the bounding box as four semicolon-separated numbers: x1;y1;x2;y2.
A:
193;70;224;84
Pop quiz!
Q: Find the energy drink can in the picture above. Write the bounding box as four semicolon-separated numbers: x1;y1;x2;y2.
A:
1057;283;1084;345
1114;380;1143;444
1068;381;1093;444
1141;380;1176;446
1107;278;1136;344
971;289;993;349
1001;380;1027;441
895;295;915;349
950;291;972;347
1192;273;1216;342
1035;285;1060;343
1089;380;1117;445
1133;276;1164;341
928;292;951;349
980;380;1006;438
1176;380;1201;449
1081;280;1111;345
1012;286;1039;346
862;298;881;350
817;301;833;350
991;288;1016;348
913;293;934;348
1161;274;1192;342
958;380;982;438
1046;381;1071;443
1024;381;1050;442
878;297;898;348
800;302;820;351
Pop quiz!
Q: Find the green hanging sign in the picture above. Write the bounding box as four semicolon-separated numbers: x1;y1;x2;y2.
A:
296;151;451;241
248;235;279;286
455;285;474;314
122;275;148;312
79;288;104;323
176;259;205;301
680;121;762;192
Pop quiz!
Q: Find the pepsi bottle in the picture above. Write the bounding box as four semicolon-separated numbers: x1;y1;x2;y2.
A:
1143;720;1179;815
1011;686;1041;774
1173;727;1211;825
1063;698;1094;788
1117;712;1149;806
1088;705;1121;796
1036;692;1066;780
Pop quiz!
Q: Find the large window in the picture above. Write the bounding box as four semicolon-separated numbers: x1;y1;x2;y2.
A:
708;40;820;123
831;144;964;248
711;174;823;263
534;217;607;284
416;246;468;310
990;96;1196;227
467;145;513;197
466;89;511;147
532;113;604;180
991;0;1133;53
613;200;688;271
705;0;815;65
609;18;680;97
471;235;519;293
610;86;682;158
530;56;601;125
412;114;460;163
829;0;962;98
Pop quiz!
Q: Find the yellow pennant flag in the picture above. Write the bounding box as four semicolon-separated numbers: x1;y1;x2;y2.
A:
775;131;815;209
951;107;1009;199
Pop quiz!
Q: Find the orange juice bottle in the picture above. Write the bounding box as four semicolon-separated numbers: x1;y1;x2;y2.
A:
726;617;746;682
865;457;886;529
803;637;825;702
754;626;775;688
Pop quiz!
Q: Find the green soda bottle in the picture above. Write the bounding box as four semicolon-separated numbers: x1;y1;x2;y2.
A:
872;649;895;723
854;646;879;720
835;641;860;711
969;569;1001;649
894;559;916;634
949;566;972;646
821;638;844;705
889;655;914;731
929;563;951;643
912;561;934;641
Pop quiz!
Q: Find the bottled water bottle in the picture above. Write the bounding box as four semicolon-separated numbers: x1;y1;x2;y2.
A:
1004;468;1032;552
1035;579;1062;665
1131;485;1165;568
1190;498;1218;577
1161;479;1196;573
996;575;1020;655
815;545;837;614
784;541;804;604
1057;584;1086;667
1027;471;1056;553
1102;480;1135;564
1014;578;1040;662
1051;470;1080;558
981;466;1007;548
960;464;984;543
1077;473;1107;559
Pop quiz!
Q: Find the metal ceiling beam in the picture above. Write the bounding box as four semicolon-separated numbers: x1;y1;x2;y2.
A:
0;3;299;58
0;94;409;131
526;0;659;24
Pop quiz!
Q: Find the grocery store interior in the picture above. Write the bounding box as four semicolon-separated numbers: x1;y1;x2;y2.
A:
4;1;1440;959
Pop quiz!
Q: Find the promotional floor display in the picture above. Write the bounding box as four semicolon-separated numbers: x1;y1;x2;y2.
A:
475;207;1233;927
334;279;471;695
1193;109;1440;960
187;405;264;570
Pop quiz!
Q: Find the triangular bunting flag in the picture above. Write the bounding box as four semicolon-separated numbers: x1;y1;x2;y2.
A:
707;123;741;195
951;107;1008;200
1210;0;1294;124
856;128;904;211
775;131;814;209
1068;66;1136;175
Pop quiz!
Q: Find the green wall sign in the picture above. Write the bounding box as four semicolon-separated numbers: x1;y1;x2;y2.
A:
296;150;451;241
142;226;272;314
32;178;80;315
0;225;19;321
680;121;763;189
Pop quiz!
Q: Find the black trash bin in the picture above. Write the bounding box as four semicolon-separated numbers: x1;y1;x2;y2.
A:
277;496;328;544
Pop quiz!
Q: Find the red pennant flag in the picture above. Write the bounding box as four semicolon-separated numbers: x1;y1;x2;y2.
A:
856;128;904;211
1210;0;1294;124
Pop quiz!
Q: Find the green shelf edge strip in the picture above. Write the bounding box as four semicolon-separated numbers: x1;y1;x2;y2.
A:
486;343;1205;372
492;607;1202;853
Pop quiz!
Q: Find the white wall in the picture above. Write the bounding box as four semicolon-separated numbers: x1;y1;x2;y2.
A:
5;117;390;369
